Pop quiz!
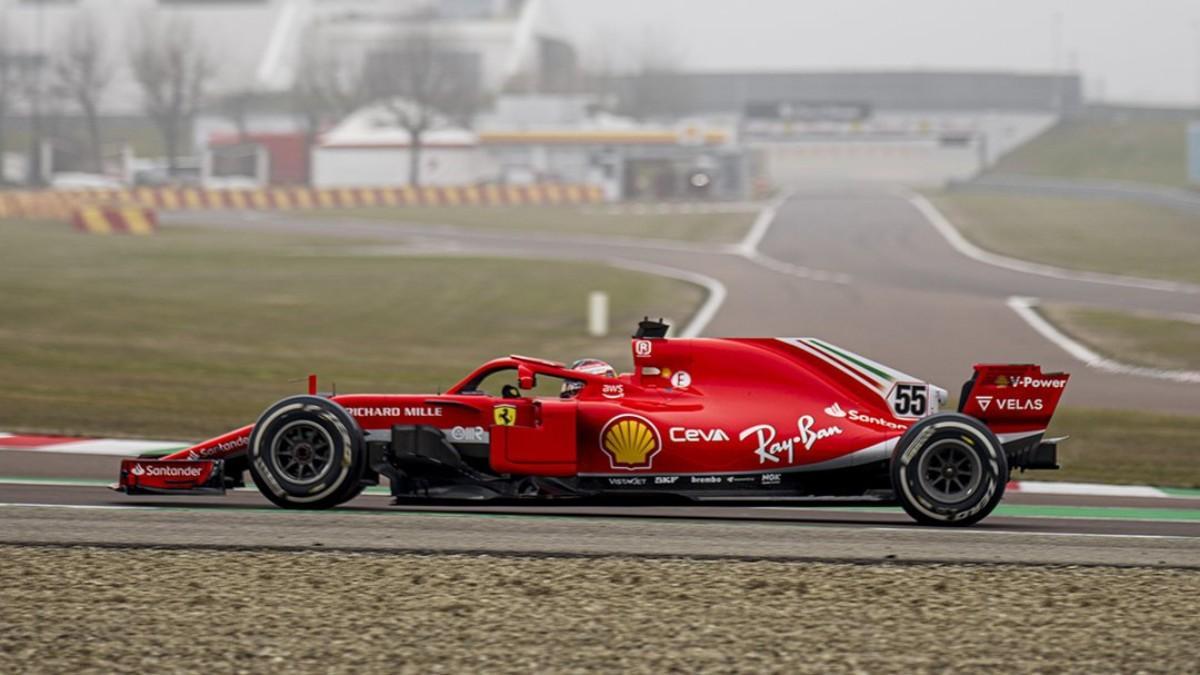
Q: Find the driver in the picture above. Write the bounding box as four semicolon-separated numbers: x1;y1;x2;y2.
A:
560;358;616;398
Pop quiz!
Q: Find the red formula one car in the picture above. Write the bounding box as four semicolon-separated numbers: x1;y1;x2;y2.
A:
118;320;1069;526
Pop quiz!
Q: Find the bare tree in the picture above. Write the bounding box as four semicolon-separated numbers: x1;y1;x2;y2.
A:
129;15;214;177
618;32;692;121
218;88;256;143
365;18;477;186
290;25;370;156
54;11;113;173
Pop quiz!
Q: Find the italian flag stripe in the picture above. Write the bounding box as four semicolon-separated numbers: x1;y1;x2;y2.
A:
806;339;894;385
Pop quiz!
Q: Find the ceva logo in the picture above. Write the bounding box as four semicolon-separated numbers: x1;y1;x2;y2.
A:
824;403;847;418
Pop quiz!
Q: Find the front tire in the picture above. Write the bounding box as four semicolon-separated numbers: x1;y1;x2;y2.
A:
247;396;365;509
890;413;1007;526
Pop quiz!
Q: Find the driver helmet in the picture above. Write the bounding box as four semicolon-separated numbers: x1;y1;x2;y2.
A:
560;358;616;398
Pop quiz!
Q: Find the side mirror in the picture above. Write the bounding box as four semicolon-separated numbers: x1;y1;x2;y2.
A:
517;365;536;390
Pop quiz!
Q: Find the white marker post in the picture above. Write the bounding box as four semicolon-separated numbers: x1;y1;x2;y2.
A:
588;291;609;337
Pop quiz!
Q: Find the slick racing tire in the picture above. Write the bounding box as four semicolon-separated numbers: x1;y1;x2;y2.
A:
890;412;1007;527
247;396;365;509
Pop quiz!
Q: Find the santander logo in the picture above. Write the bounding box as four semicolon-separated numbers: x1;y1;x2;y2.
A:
824;403;847;418
129;463;203;478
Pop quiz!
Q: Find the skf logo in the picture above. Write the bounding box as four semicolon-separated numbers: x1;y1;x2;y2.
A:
600;414;661;470
634;340;653;358
493;404;517;427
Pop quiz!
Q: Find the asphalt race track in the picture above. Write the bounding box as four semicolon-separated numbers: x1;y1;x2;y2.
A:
5;186;1199;564
2;478;1200;567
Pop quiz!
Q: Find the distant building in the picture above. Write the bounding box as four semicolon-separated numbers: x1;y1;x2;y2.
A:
608;70;1085;117
302;95;744;198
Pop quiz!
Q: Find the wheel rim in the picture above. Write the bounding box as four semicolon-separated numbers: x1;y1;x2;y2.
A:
270;420;335;485
916;439;983;504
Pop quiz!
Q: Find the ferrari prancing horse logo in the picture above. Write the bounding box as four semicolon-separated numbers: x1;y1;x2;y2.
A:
493;404;517;427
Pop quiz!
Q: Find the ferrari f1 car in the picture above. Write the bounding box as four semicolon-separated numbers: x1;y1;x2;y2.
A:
118;319;1069;526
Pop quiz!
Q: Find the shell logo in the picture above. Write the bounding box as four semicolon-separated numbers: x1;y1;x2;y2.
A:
600;414;662;470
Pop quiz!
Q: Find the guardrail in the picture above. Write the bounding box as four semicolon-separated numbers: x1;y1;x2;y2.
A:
0;183;606;221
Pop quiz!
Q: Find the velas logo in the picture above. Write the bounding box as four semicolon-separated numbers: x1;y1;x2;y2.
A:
600;414;661;470
976;396;993;411
824;403;847;418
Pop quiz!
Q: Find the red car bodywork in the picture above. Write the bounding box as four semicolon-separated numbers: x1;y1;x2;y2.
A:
119;333;1068;516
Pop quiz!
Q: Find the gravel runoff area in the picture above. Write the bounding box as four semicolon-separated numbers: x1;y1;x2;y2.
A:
1;547;1198;674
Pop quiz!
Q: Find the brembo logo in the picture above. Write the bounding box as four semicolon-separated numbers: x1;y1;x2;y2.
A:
130;463;203;478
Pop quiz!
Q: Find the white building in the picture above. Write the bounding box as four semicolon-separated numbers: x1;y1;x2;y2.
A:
311;101;495;187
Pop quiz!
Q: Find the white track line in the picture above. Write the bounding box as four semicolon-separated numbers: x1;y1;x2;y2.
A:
0;503;151;511
904;190;1200;295
1009;481;1169;498
607;260;727;338
735;193;853;285
0;440;186;456
1007;296;1200;384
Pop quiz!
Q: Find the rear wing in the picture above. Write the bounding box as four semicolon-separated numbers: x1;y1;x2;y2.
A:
958;364;1069;434
959;364;1069;471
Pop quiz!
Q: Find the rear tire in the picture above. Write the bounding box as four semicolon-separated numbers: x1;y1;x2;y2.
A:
247;396;365;509
890;412;1007;526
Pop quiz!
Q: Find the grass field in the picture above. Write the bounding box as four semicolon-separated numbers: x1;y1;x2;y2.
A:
992;117;1191;188
931;192;1200;284
1040;304;1200;372
1043;407;1200;488
0;220;703;439
300;205;755;243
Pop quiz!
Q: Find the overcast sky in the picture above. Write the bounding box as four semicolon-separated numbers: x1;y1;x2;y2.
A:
548;0;1200;106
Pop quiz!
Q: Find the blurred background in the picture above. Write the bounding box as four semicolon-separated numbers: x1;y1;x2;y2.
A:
1;0;1198;486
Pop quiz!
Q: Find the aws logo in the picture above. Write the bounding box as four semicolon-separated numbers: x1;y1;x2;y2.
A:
600;414;661;471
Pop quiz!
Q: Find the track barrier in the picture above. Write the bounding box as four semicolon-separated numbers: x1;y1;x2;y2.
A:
72;206;158;235
0;183;606;222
